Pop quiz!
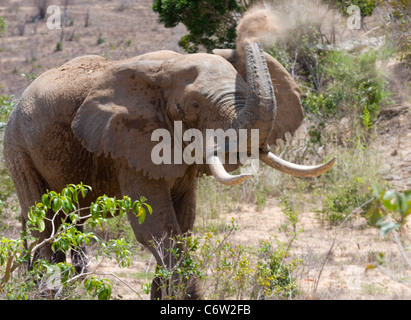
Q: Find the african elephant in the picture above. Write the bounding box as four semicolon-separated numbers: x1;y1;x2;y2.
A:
3;40;335;299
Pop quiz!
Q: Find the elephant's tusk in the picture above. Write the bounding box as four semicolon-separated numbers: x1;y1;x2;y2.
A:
260;151;336;177
207;155;251;185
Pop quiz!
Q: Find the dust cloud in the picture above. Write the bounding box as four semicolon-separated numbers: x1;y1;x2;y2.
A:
235;0;346;53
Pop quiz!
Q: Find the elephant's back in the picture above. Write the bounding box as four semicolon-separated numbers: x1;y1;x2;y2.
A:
33;55;112;118
5;55;112;148
3;55;116;192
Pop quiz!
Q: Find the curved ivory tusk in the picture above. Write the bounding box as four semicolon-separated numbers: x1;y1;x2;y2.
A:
207;155;251;185
260;151;336;177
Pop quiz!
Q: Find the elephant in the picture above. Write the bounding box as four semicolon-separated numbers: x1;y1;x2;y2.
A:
3;39;335;299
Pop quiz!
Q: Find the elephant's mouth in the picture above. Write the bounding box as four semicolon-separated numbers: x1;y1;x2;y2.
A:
207;40;336;185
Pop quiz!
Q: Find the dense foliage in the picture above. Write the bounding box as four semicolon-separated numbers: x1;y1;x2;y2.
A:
0;184;151;299
323;0;380;16
152;0;246;52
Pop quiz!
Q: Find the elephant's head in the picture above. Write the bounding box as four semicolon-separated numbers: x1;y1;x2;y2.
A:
72;40;335;184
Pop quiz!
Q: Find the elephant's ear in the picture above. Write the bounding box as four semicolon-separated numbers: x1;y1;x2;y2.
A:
72;59;187;180
213;49;304;146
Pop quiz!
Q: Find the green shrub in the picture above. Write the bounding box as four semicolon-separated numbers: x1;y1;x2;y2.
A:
152;0;244;53
254;239;301;299
323;0;379;17
315;144;383;225
317;176;374;224
0;95;16;229
56;41;63;52
366;185;411;236
302;49;392;137
97;33;105;45
0;94;16;125
0;184;151;300
151;219;301;300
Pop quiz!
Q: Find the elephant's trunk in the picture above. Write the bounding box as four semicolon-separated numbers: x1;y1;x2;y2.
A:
207;40;336;185
236;40;276;151
206;40;275;185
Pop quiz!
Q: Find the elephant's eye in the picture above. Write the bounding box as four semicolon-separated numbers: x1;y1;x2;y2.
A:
192;100;201;109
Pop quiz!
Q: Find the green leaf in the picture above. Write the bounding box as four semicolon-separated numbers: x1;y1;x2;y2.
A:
398;192;410;215
98;286;111;300
382;190;398;211
84;278;93;291
372;183;382;198
52;197;63;213
41;194;51;209
377;220;401;237
122;196;131;211
144;203;153;215
132;201;141;216
138;209;146;225
365;203;384;227
80;184;91;198
142;282;151;295
72;189;79;204
37;217;45;232
91;203;100;219
62;187;72;199
61;198;74;214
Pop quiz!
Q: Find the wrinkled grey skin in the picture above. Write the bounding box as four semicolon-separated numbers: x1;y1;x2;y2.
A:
3;41;334;299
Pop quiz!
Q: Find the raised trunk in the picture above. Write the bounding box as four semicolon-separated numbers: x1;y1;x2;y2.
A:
234;40;276;151
207;40;275;185
207;40;336;185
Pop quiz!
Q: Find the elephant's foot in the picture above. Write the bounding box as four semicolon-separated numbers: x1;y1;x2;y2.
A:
150;276;202;300
71;247;89;276
184;276;202;300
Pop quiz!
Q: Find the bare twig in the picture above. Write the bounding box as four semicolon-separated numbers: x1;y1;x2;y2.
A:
313;198;374;294
375;264;410;286
393;230;411;269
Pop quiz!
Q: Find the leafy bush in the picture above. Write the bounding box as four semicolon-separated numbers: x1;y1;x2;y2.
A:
0;94;16;126
254;239;301;299
317;176;374;224
151;219;301;300
374;0;411;62
323;0;379;17
0;184;152;300
366;185;411;236
315;143;383;225
302;49;392;138
152;0;245;52
365;186;411;274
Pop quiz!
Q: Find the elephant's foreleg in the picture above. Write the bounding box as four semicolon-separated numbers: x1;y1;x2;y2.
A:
171;172;198;234
116;164;184;298
70;225;89;274
170;176;202;299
